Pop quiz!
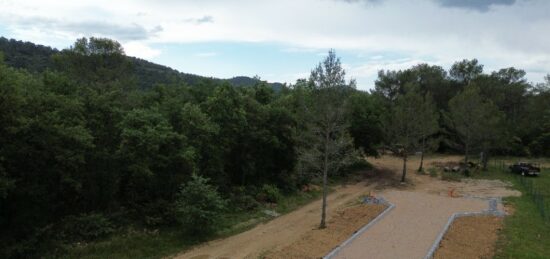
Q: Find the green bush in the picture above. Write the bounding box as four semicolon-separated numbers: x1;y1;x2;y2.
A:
441;171;462;182
343;158;373;173
140;200;177;227
428;168;438;177
175;174;227;236
257;184;282;203
229;186;260;211
57;213;115;241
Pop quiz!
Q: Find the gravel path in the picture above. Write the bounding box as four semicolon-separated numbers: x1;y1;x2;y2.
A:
333;191;489;259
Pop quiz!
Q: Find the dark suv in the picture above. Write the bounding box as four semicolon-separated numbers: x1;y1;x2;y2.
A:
509;162;541;176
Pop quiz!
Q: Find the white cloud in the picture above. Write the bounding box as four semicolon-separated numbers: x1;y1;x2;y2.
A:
0;0;549;84
123;41;161;59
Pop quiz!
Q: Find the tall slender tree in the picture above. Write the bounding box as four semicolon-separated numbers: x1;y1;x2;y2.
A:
299;50;357;228
387;86;425;182
448;85;504;167
417;93;439;172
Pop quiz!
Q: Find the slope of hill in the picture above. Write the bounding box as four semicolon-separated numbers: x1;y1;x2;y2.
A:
0;37;283;90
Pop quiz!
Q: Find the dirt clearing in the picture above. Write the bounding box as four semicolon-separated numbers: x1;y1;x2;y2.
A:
434;216;503;259
264;204;386;259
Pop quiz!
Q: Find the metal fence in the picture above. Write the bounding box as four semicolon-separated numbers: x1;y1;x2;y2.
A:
491;159;549;223
515;174;550;223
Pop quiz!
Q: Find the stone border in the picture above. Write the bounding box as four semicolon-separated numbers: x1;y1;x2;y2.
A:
423;198;505;259
323;199;395;259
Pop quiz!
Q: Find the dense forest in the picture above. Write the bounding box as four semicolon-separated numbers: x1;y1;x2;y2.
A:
0;37;549;258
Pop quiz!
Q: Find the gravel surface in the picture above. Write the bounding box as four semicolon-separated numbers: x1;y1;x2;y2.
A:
333;191;489;259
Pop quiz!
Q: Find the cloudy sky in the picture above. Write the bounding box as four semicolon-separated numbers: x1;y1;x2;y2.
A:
1;0;549;90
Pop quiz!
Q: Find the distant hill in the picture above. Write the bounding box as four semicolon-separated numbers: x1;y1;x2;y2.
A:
0;37;284;90
0;37;57;72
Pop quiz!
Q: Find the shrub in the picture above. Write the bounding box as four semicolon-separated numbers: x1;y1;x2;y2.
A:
141;200;177;227
441;171;462;182
57;213;115;241
428;168;438;177
343;158;373;173
175;174;226;236
229;186;260;211
257;184;282;203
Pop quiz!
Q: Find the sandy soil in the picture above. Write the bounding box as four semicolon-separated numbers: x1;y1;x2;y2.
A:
371;155;521;199
175;180;375;259
264;204;387;259
434;216;503;259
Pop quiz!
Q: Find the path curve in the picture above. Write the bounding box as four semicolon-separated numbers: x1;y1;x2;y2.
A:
333;191;491;259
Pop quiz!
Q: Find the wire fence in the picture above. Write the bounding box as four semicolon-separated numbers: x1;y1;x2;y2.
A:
492;159;549;223
515;174;550;223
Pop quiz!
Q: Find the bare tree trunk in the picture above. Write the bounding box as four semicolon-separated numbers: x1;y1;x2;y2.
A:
418;137;425;172
401;152;407;182
464;141;469;165
320;130;329;229
482;149;489;171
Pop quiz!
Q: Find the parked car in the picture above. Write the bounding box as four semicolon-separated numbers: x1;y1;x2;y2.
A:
509;162;541;176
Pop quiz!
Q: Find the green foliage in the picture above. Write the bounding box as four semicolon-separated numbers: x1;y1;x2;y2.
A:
229;191;260;211
257;184;282;203
428;168;438;177
448;85;505;164
57;213;115;242
449;58;483;84
441;171;463;182
347;92;385;156
175;174;227;236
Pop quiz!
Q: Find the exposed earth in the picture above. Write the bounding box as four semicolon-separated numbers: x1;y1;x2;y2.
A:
175;155;521;259
264;204;387;259
434;216;503;259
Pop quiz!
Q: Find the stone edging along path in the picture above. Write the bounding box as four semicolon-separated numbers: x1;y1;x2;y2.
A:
324;196;504;259
423;197;505;259
323;198;395;259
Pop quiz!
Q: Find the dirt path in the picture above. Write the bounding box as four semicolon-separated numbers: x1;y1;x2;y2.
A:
175;180;374;259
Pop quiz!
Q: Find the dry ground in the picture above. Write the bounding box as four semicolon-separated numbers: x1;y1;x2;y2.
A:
175;180;376;259
264;204;387;259
370;155;520;199
174;155;520;259
434;216;503;259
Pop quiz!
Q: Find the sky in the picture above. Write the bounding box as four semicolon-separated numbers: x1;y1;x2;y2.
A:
1;0;549;90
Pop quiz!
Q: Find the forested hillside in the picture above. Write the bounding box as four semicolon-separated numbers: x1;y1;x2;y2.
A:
0;37;549;258
0;37;283;90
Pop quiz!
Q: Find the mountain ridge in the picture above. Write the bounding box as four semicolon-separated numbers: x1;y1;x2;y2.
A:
0;36;284;90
